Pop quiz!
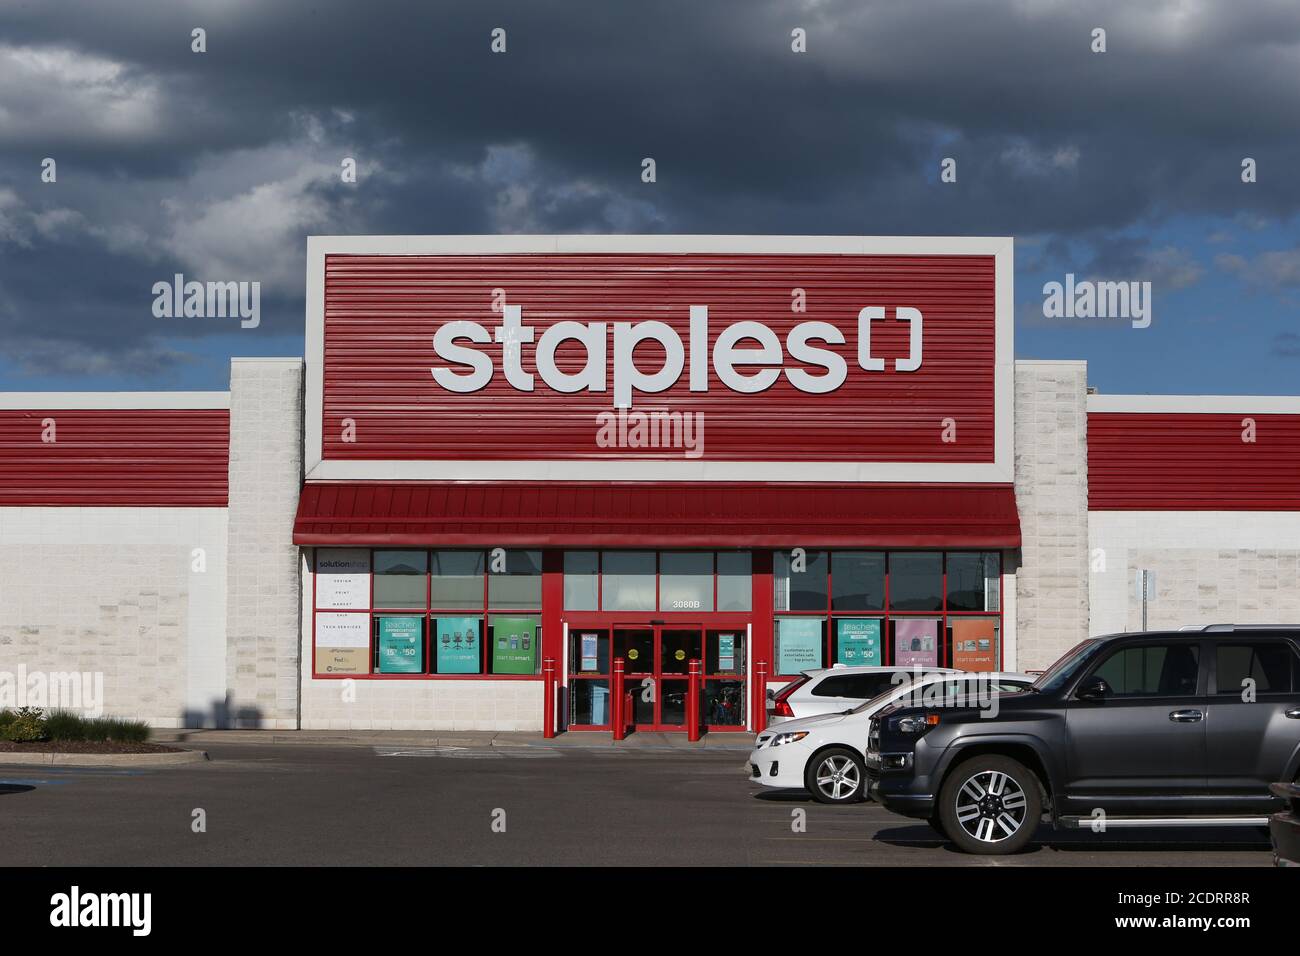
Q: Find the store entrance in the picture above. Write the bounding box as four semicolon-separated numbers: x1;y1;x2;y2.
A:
613;625;701;730
567;621;749;733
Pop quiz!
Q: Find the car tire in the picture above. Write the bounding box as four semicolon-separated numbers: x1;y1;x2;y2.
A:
804;747;866;804
938;755;1042;855
927;815;948;838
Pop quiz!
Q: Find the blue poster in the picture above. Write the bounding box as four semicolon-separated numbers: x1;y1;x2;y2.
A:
837;618;882;666
435;616;482;674
776;618;823;674
378;616;423;674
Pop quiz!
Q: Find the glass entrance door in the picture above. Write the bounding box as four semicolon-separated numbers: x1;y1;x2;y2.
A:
609;625;703;730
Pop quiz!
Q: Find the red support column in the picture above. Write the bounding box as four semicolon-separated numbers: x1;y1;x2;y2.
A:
687;659;703;742
542;657;556;739
753;660;769;734
612;657;626;741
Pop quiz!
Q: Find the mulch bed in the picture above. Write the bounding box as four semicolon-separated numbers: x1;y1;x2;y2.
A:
0;740;181;754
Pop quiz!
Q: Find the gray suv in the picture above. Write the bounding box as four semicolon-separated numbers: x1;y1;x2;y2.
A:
865;625;1300;854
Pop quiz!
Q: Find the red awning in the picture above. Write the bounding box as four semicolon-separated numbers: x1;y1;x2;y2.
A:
292;482;1021;548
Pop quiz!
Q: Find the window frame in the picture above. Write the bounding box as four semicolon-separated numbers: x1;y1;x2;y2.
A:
312;548;543;680
771;550;1004;678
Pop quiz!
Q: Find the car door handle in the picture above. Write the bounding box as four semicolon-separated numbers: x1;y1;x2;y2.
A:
1286;708;1300;719
1168;709;1203;722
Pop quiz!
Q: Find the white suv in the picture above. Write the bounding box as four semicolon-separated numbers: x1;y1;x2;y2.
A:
769;665;958;724
750;671;1035;804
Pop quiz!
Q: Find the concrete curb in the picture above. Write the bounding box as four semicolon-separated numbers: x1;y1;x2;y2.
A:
154;729;757;752
0;749;209;768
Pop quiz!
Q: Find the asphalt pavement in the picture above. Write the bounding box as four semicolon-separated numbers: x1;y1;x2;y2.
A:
0;739;1273;866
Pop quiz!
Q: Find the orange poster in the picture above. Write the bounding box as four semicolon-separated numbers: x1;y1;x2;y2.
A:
951;619;997;672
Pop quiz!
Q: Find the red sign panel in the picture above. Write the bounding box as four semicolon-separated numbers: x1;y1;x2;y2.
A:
320;252;996;462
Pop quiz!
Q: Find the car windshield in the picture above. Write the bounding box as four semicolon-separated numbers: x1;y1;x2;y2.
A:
1032;639;1105;693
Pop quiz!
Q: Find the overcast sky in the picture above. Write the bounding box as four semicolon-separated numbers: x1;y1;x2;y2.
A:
2;0;1299;394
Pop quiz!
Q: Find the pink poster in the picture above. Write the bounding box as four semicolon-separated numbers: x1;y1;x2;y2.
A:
894;618;939;667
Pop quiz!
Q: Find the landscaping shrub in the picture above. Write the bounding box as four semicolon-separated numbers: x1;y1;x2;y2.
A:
3;707;48;743
43;710;151;744
0;708;14;732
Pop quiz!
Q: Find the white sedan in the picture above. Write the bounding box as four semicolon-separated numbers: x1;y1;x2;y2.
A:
748;671;1035;804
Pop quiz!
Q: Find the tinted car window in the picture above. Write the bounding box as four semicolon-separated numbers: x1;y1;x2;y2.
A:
811;675;856;698
1215;643;1296;694
1090;643;1200;697
812;674;900;698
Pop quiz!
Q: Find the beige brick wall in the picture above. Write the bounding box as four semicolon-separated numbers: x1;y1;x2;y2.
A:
1013;360;1090;670
1090;511;1300;634
226;358;304;728
0;507;228;727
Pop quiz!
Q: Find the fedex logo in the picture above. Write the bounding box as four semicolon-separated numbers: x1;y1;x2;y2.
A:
431;305;922;407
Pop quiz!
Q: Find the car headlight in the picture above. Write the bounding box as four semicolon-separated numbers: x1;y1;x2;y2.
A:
891;713;940;734
769;731;809;747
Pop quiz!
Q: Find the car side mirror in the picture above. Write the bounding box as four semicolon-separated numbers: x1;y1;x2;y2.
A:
1076;675;1109;702
766;688;777;701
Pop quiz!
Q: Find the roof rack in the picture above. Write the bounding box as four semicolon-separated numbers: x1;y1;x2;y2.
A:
1186;623;1300;632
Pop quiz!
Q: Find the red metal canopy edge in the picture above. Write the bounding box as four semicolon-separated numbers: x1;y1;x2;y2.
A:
292;481;1022;549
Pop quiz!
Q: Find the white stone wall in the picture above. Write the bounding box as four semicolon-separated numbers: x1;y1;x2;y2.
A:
0;506;228;727
226;358;305;729
1012;360;1090;670
1089;511;1300;635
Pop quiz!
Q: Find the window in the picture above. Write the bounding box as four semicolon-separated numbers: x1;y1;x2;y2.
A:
374;550;428;609
1090;644;1200;697
313;549;541;678
660;551;714;611
946;552;1000;611
430;550;483;609
1216;643;1296;695
812;673;900;700
375;615;426;673
717;552;752;611
775;550;828;610
488;549;542;608
563;551;599;610
888;552;942;611
775;616;824;672
832;552;885;610
770;550;1006;675
488;614;540;674
602;551;656;610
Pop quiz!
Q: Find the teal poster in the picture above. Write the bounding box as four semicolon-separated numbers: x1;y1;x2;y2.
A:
491;615;539;675
378;616;423;673
776;618;822;674
837;618;882;666
435;616;481;674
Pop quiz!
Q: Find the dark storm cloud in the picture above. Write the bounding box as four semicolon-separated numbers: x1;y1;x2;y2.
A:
2;0;1299;381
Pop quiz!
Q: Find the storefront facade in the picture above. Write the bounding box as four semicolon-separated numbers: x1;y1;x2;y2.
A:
290;235;1018;731
2;235;1297;731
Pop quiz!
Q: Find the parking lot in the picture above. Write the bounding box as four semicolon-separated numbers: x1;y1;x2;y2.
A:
0;740;1273;867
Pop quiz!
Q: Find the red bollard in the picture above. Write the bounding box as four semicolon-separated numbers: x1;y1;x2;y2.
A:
753;660;768;734
542;657;556;739
612;657;626;741
687;659;703;742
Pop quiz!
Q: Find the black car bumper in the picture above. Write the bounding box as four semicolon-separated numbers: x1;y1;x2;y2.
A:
864;752;936;818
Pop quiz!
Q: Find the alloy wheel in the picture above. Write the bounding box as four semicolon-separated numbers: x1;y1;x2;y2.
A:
953;769;1028;843
815;755;861;801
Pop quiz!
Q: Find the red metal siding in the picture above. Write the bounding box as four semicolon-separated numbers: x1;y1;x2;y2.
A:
321;253;996;462
1088;412;1300;510
0;408;229;506
292;480;1021;547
